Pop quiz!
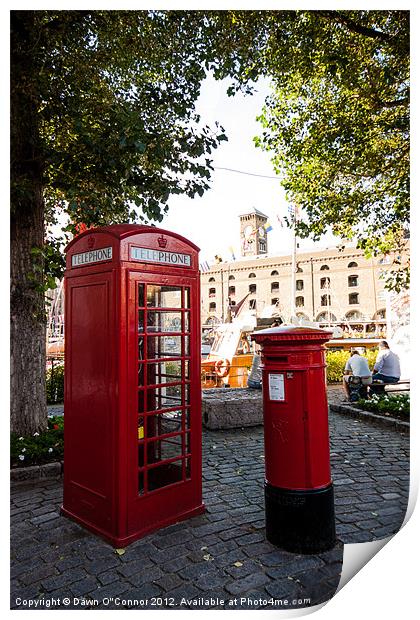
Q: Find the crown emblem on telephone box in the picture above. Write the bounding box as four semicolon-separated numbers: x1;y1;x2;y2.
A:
157;235;168;248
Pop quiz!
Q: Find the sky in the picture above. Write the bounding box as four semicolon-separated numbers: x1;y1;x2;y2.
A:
160;74;339;265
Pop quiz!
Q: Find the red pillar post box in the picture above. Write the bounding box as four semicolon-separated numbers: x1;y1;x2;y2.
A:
251;326;336;554
61;224;205;547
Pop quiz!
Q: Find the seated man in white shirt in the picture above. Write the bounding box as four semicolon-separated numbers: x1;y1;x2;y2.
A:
343;350;372;400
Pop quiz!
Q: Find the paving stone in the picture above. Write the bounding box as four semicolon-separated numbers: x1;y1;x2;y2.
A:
225;571;271;595
10;395;408;610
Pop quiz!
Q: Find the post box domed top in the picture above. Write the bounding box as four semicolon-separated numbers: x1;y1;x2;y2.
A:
65;224;200;271
251;325;333;346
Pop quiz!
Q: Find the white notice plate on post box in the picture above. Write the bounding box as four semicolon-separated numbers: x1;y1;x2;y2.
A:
268;373;285;401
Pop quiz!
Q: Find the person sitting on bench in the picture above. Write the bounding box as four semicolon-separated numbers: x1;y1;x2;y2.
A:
343;350;372;400
372;340;401;384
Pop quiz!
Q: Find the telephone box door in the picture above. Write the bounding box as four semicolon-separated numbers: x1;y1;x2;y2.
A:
126;272;203;535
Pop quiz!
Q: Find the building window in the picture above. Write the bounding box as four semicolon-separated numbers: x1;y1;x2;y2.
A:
320;265;330;271
349;293;359;305
248;272;256;278
259;240;267;252
271;298;279;306
296;265;303;273
321;294;331;306
375;308;386;320
348;275;358;287
249;299;257;310
228;286;236;296
208;288;216;297
209;302;216;311
228;274;235;281
348;261;358;268
296;296;304;307
316;311;337;322
271;282;279;293
249;284;257;294
296;280;304;291
320;277;330;289
271;270;279;276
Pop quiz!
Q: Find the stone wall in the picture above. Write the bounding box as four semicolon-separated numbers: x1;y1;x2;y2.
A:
202;387;263;430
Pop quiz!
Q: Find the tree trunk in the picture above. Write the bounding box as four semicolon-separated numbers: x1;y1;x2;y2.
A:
10;11;47;435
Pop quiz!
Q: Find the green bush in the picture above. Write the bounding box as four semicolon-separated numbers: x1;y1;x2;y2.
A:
325;349;377;383
11;416;64;468
46;363;64;404
356;393;410;417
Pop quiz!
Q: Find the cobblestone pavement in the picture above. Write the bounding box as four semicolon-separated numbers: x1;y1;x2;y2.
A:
11;391;409;611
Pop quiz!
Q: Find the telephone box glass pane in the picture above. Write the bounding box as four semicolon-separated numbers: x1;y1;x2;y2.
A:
138;444;145;467
184;312;190;333
148;461;183;491
147;286;182;308
184;288;190;309
185;431;191;455
138;416;144;439
138;336;144;360
147;311;183;333
184;384;190;406
147;336;182;358
185;458;191;480
148;435;183;463
147;360;183;384
138;311;145;333
146;411;183;438
138;364;144;386
138;284;145;307
146;385;182;411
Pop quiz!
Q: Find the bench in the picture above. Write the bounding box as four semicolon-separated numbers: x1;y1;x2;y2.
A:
369;380;410;396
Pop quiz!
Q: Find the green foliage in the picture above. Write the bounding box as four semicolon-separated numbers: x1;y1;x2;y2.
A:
11;10;229;285
11;416;64;468
46;363;64;404
357;393;410;417
252;11;410;290
325;349;376;382
207;10;409;290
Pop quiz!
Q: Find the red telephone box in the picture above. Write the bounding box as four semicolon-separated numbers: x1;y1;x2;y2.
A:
61;224;205;547
251;326;336;554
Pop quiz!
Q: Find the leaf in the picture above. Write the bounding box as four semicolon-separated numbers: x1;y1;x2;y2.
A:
233;561;243;567
115;548;126;555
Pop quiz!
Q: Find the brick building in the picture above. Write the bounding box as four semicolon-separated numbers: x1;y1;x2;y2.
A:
201;210;409;336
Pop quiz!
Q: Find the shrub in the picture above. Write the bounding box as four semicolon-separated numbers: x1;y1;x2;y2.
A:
325;348;377;383
46;363;64;404
356;393;410;417
11;416;64;468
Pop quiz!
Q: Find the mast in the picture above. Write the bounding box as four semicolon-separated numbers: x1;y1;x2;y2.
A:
290;205;297;321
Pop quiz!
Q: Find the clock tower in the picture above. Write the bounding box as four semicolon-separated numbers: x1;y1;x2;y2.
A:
240;208;269;257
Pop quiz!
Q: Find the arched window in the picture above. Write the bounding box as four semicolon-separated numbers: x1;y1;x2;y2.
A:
209;287;216;297
296;265;303;273
316;311;337;322
228;275;235;280
271;298;279;306
228;286;235;296
296;279;304;291
320;264;330;271
374;308;386;320
271;270;279;276
346;310;363;320
349;293;359;305
321;294;331;306
208;277;215;282
271;282;279;293
348;261;358;268
209;302;216;311
248;272;256;278
297;312;309;320
348;275;358;287
296;296;304;307
320;277;330;289
249;284;257;294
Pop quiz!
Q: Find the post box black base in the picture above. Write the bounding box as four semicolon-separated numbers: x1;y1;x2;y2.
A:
265;482;336;554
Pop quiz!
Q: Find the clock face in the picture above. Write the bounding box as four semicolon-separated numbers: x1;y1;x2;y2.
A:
244;225;253;239
258;226;265;236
